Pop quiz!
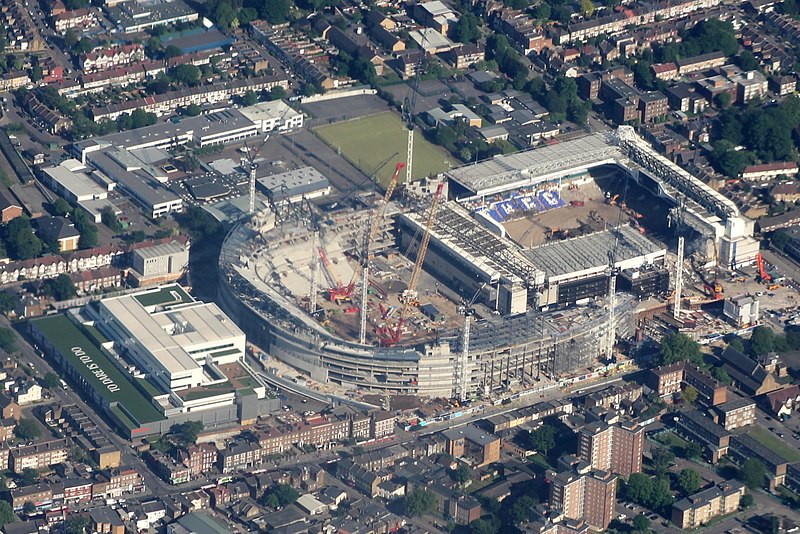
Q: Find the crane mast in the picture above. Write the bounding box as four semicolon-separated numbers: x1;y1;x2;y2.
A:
674;236;684;319
358;162;405;344
380;181;445;346
456;283;486;401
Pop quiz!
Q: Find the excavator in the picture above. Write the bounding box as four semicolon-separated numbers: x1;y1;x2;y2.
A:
756;252;772;283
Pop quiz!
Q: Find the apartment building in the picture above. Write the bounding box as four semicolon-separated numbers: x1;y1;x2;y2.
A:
584;382;643;411
218;440;263;474
713;396;756;431
676;51;727;75
577;421;643;478
10;483;53;511
638;91;669;123
182;443;217;478
675;409;731;463
442;425;500;467
549;470;618;530
671;482;745;529
371;411;397;439
729;434;789;490
741;162;799;181
10;438;69;473
648;362;727;406
92;467;144;499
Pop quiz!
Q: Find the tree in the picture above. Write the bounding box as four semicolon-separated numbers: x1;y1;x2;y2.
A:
261;0;291;24
677;468;701;495
41;274;77;301
749;325;775;356
0;293;14;313
453;463;471;485
660;333;702;366
30;65;42;83
506;494;536;524
771;230;791;252
15;419;41;442
60;516;88;534
70;209;98;249
101;206;123;233
171;420;204;443
41;372;60;389
469;518;499;534
728;337;745;353
22;501;35;515
739;458;766;489
632;513;650;532
53;198;71;217
504;0;528;9
740;493;754;508
682;385;698;405
403;489;436;517
268;86;287;101
453;12;480;43
173;64;201;86
0;327;14;353
710;366;731;385
534;2;552;19
19;468;38;486
683;441;702;460
163;45;182;59
650;447;674;476
580;0;594;17
715;93;732;108
63;29;79;49
5;217;43;260
527;424;556;455
649;475;674;509
625;473;653;505
72;38;93;55
737;50;759;71
182;104;202;117
0;501;13;527
238;90;258;107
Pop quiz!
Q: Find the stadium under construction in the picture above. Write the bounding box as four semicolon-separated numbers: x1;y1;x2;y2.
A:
217;127;759;399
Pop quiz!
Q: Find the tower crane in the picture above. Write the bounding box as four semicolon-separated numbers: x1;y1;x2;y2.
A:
456;282;486;402
354;162;405;344
403;61;422;185
378;181;445;347
319;248;350;303
306;198;321;315
240;135;271;215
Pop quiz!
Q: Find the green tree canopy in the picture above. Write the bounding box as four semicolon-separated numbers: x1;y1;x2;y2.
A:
453;12;481;43
15;419;41;442
739;458;766;489
632;513;650;532
749;325;775;356
262;484;299;508
710;366;731;385
453;463;471;485
469;517;499;534
677;468;702;495
526;424;556;455
0;501;13;527
41;274;77;301
41;372;61;389
659;333;702;366
0;327;15;352
650;446;675;476
171;420;204;443
21;501;35;515
682;385;698;405
403;489;436;517
0;293;14;313
19;467;38;486
5;217;42;260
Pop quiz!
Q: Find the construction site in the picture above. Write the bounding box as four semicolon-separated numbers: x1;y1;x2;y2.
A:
216;127;764;400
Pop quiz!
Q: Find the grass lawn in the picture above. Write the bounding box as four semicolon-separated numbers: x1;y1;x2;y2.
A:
314;111;456;187
742;426;800;462
654;430;690;452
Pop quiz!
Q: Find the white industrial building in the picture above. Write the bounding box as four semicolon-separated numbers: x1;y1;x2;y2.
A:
131;240;190;286
239;100;304;133
39;159;119;223
723;294;760;327
90;285;246;392
256;166;331;205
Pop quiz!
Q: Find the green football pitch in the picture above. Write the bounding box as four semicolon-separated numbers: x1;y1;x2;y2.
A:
314;111;456;188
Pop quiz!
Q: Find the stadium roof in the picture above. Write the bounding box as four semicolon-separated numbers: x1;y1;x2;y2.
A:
447;132;623;197
523;225;664;279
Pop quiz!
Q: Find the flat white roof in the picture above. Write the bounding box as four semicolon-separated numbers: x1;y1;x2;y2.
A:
99;290;244;376
42;161;108;201
239;100;302;123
